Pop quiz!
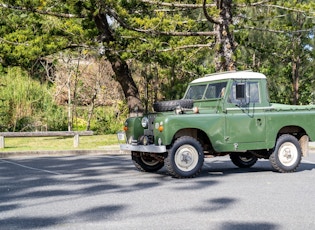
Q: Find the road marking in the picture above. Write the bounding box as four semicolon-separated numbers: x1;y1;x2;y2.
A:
0;159;62;175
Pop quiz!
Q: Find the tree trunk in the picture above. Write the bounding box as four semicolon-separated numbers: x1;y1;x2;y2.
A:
67;74;72;131
87;91;97;131
214;0;236;72
108;55;144;116
292;53;300;105
291;15;303;105
203;0;236;72
94;12;143;116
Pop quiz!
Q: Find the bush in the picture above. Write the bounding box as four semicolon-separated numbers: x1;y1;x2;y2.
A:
0;67;68;131
73;104;128;134
44;105;68;131
0;67;127;133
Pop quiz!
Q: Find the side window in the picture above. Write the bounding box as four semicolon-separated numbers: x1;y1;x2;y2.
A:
229;81;260;104
247;82;260;103
204;82;227;99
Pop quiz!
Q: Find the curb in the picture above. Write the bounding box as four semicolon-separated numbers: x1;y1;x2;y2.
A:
2;143;315;158
0;149;130;158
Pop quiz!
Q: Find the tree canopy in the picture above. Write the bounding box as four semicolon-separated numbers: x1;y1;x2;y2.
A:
1;0;315;122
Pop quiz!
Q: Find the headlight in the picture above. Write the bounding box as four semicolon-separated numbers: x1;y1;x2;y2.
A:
141;117;149;128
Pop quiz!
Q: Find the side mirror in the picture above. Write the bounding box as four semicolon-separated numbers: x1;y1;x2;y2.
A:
236;83;246;100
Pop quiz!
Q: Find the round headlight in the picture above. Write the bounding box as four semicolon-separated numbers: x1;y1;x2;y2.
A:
141;117;149;128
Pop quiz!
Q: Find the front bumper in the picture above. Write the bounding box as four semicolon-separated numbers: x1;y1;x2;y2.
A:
120;144;167;153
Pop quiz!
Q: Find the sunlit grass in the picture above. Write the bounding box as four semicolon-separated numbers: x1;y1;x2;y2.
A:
0;134;120;152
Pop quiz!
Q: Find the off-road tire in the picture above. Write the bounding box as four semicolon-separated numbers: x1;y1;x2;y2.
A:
132;152;164;172
153;99;194;112
269;134;302;173
165;136;204;178
230;152;258;168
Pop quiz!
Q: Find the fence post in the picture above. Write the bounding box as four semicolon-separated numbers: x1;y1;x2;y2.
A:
0;136;4;148
73;134;79;148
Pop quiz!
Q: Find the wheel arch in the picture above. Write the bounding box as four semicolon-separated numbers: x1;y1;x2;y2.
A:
277;125;307;138
173;128;213;153
276;125;309;156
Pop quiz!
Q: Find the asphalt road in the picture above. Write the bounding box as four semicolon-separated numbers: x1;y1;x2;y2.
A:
1;153;315;230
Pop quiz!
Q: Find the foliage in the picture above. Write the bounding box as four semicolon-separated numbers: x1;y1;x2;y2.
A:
0;67;67;131
0;2;87;69
0;66;128;133
235;0;315;104
73;101;128;134
0;0;315;132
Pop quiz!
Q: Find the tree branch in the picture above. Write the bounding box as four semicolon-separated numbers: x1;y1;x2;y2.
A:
158;43;213;52
0;37;29;46
260;4;314;14
203;0;220;25
236;0;273;7
240;26;313;34
105;6;217;36
0;3;83;18
139;0;216;9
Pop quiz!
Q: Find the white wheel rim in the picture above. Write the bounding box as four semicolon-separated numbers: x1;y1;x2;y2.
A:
278;142;298;167
174;144;199;172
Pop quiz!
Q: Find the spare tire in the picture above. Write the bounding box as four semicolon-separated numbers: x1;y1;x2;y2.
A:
153;99;194;112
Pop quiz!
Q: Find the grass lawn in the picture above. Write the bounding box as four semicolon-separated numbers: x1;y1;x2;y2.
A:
0;134;120;152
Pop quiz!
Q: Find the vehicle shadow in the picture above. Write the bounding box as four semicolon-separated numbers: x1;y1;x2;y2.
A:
199;157;315;177
1;154;314;229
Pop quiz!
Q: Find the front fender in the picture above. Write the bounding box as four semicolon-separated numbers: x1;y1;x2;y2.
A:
124;117;144;142
154;114;224;146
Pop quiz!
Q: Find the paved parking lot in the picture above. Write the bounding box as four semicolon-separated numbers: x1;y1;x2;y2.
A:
1;153;315;230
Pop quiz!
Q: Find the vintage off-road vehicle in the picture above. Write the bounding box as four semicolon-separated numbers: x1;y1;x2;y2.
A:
118;71;315;178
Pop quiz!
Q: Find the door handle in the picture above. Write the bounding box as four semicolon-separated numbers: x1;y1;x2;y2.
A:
256;118;262;126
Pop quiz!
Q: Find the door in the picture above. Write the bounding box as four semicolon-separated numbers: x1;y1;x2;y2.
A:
225;81;266;144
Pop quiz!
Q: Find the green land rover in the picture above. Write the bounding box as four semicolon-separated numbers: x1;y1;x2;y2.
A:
118;71;315;178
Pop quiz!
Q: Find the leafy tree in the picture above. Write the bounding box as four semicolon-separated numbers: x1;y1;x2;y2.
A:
235;1;315;104
1;0;315;118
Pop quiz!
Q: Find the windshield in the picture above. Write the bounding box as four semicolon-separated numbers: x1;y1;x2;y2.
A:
184;82;227;100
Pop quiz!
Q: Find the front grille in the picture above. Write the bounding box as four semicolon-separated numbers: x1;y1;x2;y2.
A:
143;114;156;144
148;114;157;131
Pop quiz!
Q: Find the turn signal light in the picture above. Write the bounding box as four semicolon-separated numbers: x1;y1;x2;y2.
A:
123;126;128;131
158;125;164;132
193;106;199;114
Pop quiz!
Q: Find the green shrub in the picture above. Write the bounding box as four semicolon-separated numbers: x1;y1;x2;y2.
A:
0;67;67;131
0;67;127;133
73;103;128;134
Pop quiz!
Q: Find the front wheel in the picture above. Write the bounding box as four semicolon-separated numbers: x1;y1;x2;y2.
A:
132;152;164;172
269;134;302;173
165;136;204;178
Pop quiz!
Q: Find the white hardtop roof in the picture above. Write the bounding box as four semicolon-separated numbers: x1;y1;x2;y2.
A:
191;71;266;84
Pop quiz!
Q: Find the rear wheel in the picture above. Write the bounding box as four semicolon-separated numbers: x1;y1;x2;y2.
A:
132;152;164;172
165;136;204;178
230;152;258;168
269;134;302;173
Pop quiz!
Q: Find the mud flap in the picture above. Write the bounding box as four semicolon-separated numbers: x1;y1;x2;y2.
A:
299;135;309;157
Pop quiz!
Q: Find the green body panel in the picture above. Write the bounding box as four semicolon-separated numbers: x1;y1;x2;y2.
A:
154;111;225;147
124;117;143;142
122;71;315;154
266;106;315;142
